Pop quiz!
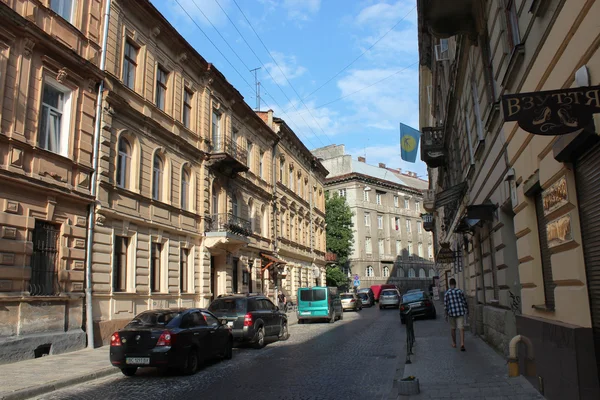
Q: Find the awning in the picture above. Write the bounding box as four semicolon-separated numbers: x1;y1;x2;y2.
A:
466;203;496;221
435;182;468;208
260;253;287;271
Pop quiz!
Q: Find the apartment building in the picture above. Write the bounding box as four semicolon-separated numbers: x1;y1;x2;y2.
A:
312;145;434;290
0;0;105;362
418;0;600;398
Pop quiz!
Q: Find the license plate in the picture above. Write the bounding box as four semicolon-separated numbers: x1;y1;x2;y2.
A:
301;311;311;315
227;321;233;327
409;302;422;307
126;357;150;365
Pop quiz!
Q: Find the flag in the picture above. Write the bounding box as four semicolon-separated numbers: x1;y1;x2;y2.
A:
400;123;421;163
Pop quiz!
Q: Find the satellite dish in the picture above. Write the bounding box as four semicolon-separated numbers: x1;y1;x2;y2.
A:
312;266;321;278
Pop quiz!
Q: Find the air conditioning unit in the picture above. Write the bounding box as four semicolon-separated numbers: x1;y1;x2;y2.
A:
435;39;450;61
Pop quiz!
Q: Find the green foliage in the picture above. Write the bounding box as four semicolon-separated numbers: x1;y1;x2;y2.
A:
325;192;354;266
326;266;349;288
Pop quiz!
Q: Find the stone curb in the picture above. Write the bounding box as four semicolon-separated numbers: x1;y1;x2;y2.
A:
0;367;120;400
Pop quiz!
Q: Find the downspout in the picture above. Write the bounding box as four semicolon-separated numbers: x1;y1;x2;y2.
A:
270;116;280;302
85;0;111;349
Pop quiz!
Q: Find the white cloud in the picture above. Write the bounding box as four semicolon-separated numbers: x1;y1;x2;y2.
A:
283;0;321;21
264;51;307;86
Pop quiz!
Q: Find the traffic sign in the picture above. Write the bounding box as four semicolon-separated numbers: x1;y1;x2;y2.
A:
353;274;359;281
353;279;360;287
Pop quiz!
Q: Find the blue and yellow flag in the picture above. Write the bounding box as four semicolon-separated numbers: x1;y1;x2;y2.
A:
400;123;421;163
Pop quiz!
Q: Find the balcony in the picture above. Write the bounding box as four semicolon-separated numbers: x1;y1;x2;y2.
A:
419;0;477;39
422;213;435;232
423;189;435;211
204;213;251;254
206;135;249;176
421;127;446;168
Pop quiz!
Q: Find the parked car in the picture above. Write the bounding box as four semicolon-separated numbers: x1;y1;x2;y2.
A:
400;291;437;324
109;308;233;376
341;293;363;311
297;287;343;323
357;288;375;304
357;292;373;307
208;294;289;349
405;289;422;295
379;289;401;309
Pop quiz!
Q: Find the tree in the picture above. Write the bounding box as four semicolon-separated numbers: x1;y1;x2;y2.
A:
325;192;354;266
326;266;349;289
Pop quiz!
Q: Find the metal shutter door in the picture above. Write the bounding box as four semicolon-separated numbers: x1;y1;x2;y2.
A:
575;141;600;381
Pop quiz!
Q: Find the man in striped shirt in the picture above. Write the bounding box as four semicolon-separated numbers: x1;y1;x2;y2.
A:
444;278;468;351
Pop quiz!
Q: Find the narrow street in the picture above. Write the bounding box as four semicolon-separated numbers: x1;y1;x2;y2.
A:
36;308;405;400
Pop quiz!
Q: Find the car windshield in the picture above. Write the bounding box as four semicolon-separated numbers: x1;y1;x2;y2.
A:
340;294;354;299
357;289;369;293
125;311;182;328
300;289;327;302
208;298;246;313
403;292;425;303
382;290;398;296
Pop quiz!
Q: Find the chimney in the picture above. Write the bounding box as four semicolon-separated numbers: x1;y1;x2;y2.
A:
358;156;366;163
378;163;386;168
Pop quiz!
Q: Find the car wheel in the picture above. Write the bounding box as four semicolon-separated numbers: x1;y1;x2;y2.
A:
224;338;233;360
279;322;290;341
121;367;137;377
182;349;199;375
253;327;266;349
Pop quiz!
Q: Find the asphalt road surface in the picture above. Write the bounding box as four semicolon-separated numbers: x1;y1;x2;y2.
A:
37;306;406;400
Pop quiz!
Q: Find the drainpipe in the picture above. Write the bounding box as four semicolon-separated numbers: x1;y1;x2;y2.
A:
85;0;111;349
508;334;535;377
270;112;280;302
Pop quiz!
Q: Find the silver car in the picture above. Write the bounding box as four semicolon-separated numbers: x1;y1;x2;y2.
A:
379;289;401;309
357;292;372;307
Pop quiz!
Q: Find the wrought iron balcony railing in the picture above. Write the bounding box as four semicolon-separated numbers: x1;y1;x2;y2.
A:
422;213;435;232
208;135;248;174
421;126;446;168
205;213;252;237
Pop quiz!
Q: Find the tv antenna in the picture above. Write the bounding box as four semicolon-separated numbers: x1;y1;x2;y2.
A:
250;67;261;111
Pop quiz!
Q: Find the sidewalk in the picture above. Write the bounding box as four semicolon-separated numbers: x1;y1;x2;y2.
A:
0;313;298;400
391;305;544;399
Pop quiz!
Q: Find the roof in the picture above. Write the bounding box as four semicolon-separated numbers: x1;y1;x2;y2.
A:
350;160;408;186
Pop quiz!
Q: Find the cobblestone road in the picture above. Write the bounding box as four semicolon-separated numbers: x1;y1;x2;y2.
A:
36;307;405;400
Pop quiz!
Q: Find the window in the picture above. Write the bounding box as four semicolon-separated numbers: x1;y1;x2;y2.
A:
338;189;346;198
113;236;128;292
378;239;384;254
232;194;239;217
363;189;370;202
116;136;131;188
211;111;221;149
51;0;74;22
406;219;411;233
180;248;189;292
404;198;410;209
365;237;372;254
407;242;413;259
408;268;416;278
291;215;295;241
181;168;190;210
247;141;253;169
377;215;383;229
376;192;382;205
155;66;168;111
183;89;192;128
366;266;374;277
202;311;219;327
417;221;422;234
152;153;163;201
212;183;218;214
428;244;433;259
504;0;521;50
395;217;401;231
259;151;264;179
364;212;370;226
383;266;390;277
298;175;302;197
122;41;137;90
289;168;294;191
394;196;399;207
39;81;70;156
415;201;421;212
418;243;423;258
151;242;162;292
279;159;284;182
419;268;426;278
396;240;401;255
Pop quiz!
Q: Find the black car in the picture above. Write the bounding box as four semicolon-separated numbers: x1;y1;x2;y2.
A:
109;308;233;376
208;294;289;348
400;291;437;324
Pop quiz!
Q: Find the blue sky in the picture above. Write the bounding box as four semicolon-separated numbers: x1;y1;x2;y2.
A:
151;0;428;179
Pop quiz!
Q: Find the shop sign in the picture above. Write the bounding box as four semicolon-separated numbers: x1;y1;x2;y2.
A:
502;85;600;135
543;176;568;216
436;242;456;264
546;213;572;248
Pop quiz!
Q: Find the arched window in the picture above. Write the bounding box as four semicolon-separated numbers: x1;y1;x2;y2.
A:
152;153;163;201
408;268;416;278
419;268;426;278
181;168;190;210
397;268;404;278
366;266;374;277
116;136;131;188
429;268;436;278
232;194;239;217
383;266;389;277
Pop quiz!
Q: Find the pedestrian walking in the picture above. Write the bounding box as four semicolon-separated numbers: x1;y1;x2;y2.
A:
444;278;468;351
278;292;286;311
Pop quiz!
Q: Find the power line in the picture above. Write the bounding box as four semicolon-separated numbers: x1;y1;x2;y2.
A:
301;5;417;102
232;0;333;147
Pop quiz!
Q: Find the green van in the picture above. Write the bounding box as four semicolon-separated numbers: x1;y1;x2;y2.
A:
297;287;343;324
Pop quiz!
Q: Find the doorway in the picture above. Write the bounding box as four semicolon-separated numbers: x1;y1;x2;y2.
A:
232;258;239;293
